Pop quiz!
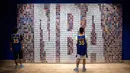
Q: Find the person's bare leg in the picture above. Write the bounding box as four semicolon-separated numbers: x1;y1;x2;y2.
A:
74;58;80;72
19;50;24;68
15;60;18;66
14;60;19;69
76;58;80;68
19;59;24;68
19;59;22;65
82;59;86;72
83;59;86;68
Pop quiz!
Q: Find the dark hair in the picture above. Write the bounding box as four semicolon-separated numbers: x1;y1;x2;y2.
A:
79;27;84;34
12;27;18;34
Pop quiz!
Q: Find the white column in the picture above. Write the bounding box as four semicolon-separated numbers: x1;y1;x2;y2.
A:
34;4;48;62
86;4;104;62
34;4;41;62
45;4;56;63
60;4;80;63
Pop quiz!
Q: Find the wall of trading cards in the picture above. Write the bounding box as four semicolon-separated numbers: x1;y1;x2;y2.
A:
17;4;122;63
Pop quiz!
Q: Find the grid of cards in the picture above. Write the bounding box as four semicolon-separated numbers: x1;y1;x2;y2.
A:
17;4;122;63
17;4;34;62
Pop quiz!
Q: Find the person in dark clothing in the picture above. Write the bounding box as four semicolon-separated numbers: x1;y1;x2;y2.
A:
10;27;24;69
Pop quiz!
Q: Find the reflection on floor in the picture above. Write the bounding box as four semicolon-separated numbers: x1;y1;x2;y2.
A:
0;63;130;73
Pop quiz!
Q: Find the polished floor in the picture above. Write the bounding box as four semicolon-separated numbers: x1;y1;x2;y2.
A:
0;63;130;73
